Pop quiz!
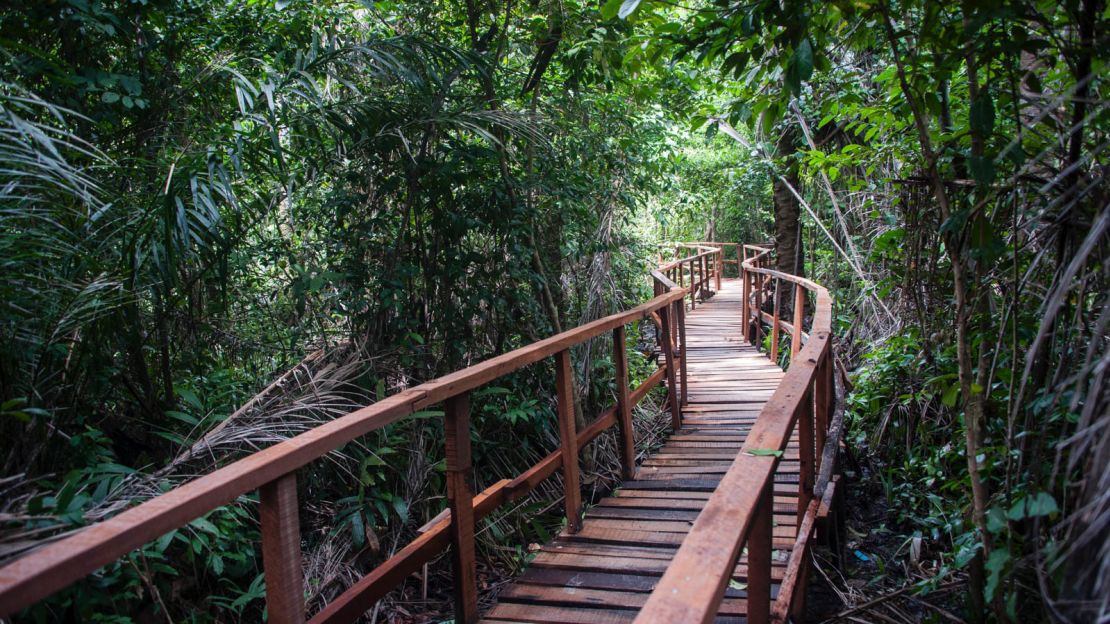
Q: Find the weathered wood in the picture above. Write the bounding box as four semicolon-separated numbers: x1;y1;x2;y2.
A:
677;303;689;407
770;278;781;361
747;483;773;624
260;472;304;624
613;326;636;480
658;304;682;431
770;498;821;623
791;283;804;359
555;349;582;533
445;392;479;623
815;352;831;472
0;242;835;624
797;388;815;523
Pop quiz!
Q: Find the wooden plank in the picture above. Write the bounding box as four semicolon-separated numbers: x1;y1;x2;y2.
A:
260;472;304;624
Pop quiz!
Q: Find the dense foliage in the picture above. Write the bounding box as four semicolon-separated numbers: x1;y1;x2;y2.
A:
1;0;1106;622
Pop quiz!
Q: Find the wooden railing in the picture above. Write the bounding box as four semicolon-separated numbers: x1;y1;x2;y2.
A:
634;243;836;624
657;243;723;309
0;246;726;623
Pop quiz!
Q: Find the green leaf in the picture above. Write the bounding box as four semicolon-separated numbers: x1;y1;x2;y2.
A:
101;92;120;104
600;0;623;20
746;448;783;457
942;383;960;408
794;39;814;82
618;0;642;19
968;155;995;186
984;548;1011;602
970;94;995;136
728;580;747;590
190;517;219;534
1026;492;1059;517
392;498;409;523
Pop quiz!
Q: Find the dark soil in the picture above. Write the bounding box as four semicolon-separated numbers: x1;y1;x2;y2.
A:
805;453;970;623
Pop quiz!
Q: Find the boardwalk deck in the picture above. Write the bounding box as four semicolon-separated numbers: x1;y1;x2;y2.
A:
482;279;797;624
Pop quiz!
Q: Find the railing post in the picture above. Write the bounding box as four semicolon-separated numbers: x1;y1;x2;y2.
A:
613;326;636;480
742;264;750;343
260;473;304;624
659;302;682;430
754;271;764;350
798;387;815;521
792;284;805;360
703;254;710;294
445;393;479;623
715;250;722;291
555;349;582;533
815;351;832;472
771;278;781;362
747;482;772;624
688;259;696;308
677;302;688;407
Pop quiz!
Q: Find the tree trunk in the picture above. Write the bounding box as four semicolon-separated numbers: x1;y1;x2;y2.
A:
772;127;804;314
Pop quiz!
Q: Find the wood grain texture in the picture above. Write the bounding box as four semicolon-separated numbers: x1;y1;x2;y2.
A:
446;393;479;623
555;349;582;533
487;276;816;624
613;327;636;481
260;472;304;624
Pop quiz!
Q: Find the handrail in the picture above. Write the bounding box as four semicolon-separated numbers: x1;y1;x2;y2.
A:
656;243;723;309
0;254;699;622
634;242;835;624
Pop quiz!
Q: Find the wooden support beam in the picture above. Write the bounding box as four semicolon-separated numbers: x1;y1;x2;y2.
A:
815;352;831;472
770;279;781;362
747;483;773;624
260;472;304;624
659;303;682;431
798;388;815;522
742;266;750;343
791;283;805;359
688;259;696;308
613;326;635;480
754;272;764;349
677;303;688;407
555;350;582;533
445;393;479;623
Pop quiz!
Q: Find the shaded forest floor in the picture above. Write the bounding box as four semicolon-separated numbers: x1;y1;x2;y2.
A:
806;452;969;624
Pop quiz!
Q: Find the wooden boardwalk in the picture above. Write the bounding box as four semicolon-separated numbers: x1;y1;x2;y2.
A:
0;243;835;624
483;279;799;623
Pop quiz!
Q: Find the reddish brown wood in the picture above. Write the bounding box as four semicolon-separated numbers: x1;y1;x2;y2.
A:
613;326;635;480
791;283;804;359
260;472;304;624
688;259;695;308
445;392;479;623
770;498;821;623
815;352;831;472
677;303;688;407
742;267;750;342
770;278;781;362
659;303;682;431
754;272;764;348
0;241;834;624
747;483;773;624
797;388;815;522
555;349;582;533
715;250;722;291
